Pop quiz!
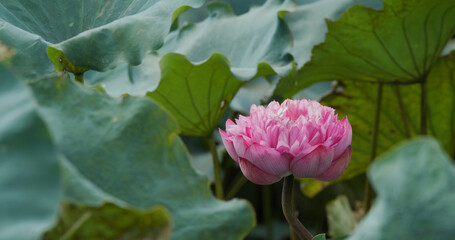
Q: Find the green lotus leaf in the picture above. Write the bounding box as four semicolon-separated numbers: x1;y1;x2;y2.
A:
45;202;171;240
347;138;455;239
229;76;278;113
147;53;244;137
0;0;204;77
275;0;455;98
59;156;125;206
180;136;225;182
285;0;382;67
86;53;161;96
159;0;294;80
0;65;60;240
28;75;255;240
47;46;88;82
299;52;455;197
86;0;295;100
331;82;420;179
312;233;327;240
427;53;455;158
298;81;420;196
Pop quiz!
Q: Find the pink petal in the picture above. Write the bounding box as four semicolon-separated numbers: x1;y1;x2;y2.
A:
315;146;352;181
296;140;319;156
233;135;248;158
333;119;352;159
289;125;300;144
290;145;334;178
219;129;239;162
225;119;236;129
243;143;290;177
276;130;290;153
238;157;282;185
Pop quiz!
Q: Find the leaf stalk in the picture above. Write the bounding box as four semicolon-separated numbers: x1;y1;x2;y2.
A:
226;173;247;200
208;136;224;199
364;82;383;213
420;75;428;135
395;85;411;138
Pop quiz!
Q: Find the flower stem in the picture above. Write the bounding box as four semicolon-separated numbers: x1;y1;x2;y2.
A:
290;230;297;240
364;82;383;213
208;136;224;199
290;183;297;240
282;175;313;240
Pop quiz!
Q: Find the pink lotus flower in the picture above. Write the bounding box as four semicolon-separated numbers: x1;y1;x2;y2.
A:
219;99;352;185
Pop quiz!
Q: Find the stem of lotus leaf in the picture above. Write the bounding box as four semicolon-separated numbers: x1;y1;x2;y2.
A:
395;85;411;139
208;137;224;200
420;75;428;135
263;185;273;240
74;73;84;84
364;82;383;213
282;175;313;240
60;210;92;240
226;173;247;200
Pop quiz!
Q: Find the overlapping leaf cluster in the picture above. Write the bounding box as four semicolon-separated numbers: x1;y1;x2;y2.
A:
286;0;455;197
1;0;455;239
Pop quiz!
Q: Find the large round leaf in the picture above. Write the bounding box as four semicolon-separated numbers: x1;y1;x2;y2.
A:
45;202;171;240
159;0;294;80
427;53;455;158
284;0;382;67
86;0;294;100
28;75;255;240
147;53;243;136
86;54;162;97
0;0;204;76
0;65;60;240
229;76;278;114
276;0;455;98
348;138;455;239
298;52;455;197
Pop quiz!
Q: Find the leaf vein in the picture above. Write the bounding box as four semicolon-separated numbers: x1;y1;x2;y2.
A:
153;91;205;135
183;65;210;134
330;34;406;79
370;29;417;79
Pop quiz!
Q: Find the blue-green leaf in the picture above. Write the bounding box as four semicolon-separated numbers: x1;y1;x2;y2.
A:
0;0;204;76
348;138;455;239
159;0;294;80
28;75;256;240
147;53;243;136
0;65;60;240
